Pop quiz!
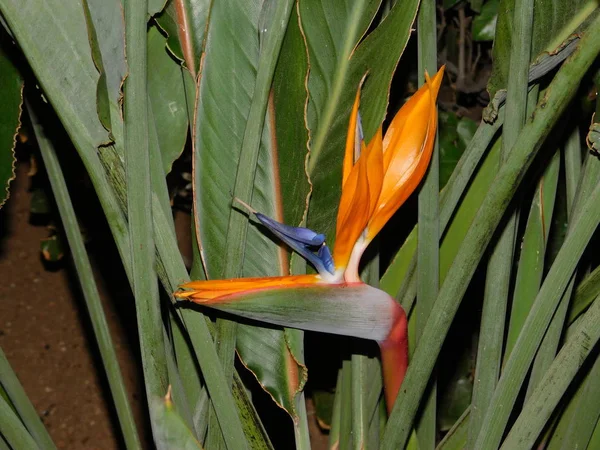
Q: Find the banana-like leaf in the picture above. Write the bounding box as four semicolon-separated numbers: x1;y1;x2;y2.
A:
152;390;204;450
154;0;210;77
484;0;598;121
147;26;188;174
300;0;420;246
0;44;22;208
193;0;308;421
0;0;110;150
83;0;126;137
186;283;397;342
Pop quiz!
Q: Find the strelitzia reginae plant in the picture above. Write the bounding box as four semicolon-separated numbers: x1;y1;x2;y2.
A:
176;67;444;411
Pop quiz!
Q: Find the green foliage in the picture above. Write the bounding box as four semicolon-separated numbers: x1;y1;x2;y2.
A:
1;0;600;449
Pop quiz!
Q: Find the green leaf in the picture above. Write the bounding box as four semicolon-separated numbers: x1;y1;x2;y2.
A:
436;407;469;450
82;0;126;136
472;0;499;41
272;9;310;229
154;0;210;76
380;228;417;298
501;295;600;449
568;263;600;323
151;390;203;450
547;352;600;450
504;150;560;360
149;0;168;17
416;0;440;445
0;0;111;150
0;395;39;450
31;103;142;449
484;0;597;121
0;44;22;208
0;347;55;449
147;26;188;174
123;0;169;439
313;389;336;429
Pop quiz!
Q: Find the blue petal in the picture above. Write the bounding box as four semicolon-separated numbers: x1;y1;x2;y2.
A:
255;213;325;246
253;213;335;275
318;245;335;275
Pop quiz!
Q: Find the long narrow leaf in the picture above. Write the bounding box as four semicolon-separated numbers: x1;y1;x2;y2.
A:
0;348;55;449
30;104;141;450
0;395;39;450
415;0;440;445
501;295;600;449
381;14;600;448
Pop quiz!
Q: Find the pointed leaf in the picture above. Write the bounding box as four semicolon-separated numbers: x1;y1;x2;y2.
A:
152;392;204;450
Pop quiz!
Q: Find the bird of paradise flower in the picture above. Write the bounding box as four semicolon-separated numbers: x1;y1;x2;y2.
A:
175;67;444;412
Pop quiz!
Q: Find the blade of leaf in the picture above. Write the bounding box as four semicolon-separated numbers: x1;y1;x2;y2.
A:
156;0;210;77
147;26;189;175
0;347;55;449
551;352;600;450
500;295;600;449
124;0;169;442
435;406;470;450
569;263;600;323
525;125;588;398
415;0;440;445
31;104;142;449
0;395;39;450
151;390;204;450
469;0;534;442
504;147;560;360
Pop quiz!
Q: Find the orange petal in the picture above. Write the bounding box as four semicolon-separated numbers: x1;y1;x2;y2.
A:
175;274;321;301
333;126;384;270
367;66;444;240
343;88;361;187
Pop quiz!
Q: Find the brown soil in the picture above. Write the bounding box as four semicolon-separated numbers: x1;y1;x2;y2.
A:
0;161;146;449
